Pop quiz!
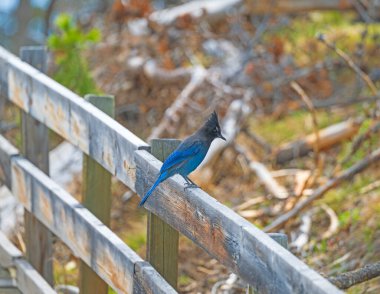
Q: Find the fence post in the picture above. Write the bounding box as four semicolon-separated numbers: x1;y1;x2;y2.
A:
247;233;288;294
19;46;54;286
147;139;181;289
79;94;114;294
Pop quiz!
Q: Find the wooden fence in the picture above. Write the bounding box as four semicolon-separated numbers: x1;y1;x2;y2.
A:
0;45;344;293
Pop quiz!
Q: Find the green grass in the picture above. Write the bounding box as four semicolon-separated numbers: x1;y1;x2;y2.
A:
268;11;380;66
322;175;373;212
121;230;147;252
179;274;192;286
248;109;344;146
338;208;360;228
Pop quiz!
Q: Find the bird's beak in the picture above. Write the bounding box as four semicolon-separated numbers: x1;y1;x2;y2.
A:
219;133;226;141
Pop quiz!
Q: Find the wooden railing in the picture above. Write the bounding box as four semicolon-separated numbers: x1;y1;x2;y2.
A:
0;45;343;293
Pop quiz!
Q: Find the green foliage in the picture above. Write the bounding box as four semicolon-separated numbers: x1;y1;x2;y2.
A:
179;274;192;286
338;208;360;228
123;232;146;252
323;175;372;210
47;14;101;96
315;239;327;254
269;11;380;65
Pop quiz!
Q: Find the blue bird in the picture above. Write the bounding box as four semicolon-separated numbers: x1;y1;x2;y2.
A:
139;111;226;207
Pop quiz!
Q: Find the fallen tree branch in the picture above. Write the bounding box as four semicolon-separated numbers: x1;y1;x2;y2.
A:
126;57;193;84
144;59;192;84
148;66;207;141
149;0;242;26
328;261;380;289
290;209;313;251
265;147;380;232
235;144;288;199
275;119;361;164
320;204;339;239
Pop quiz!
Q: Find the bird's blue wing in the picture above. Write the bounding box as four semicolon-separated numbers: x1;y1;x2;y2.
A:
160;139;202;173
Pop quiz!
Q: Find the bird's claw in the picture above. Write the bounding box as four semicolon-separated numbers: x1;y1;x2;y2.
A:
184;183;199;191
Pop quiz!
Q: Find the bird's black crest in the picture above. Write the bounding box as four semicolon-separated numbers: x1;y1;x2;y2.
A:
205;111;219;128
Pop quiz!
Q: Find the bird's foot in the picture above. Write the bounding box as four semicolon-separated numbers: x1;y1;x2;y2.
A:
184;182;199;191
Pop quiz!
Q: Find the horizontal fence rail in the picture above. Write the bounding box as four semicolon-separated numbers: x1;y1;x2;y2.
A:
0;46;149;192
0;231;56;294
0;46;343;293
135;151;342;293
0;135;176;294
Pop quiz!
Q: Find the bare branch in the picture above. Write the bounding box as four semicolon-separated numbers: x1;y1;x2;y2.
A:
320;204;339;239
275;119;361;164
149;0;242;26
329;262;380;289
148;66;207;141
265;147;380;232
126;57;192;84
235;144;288;199
290;81;320;165
317;33;379;97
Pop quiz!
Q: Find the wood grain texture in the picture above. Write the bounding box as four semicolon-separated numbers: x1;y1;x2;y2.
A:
19;46;53;286
15;259;56;294
268;233;288;249
134;261;179;294
0;137;176;294
1;46;148;190
147;139;181;289
0;47;11;104
135;150;343;294
0;135;18;188
80;95;115;294
0;231;56;294
0;231;22;267
248;233;289;294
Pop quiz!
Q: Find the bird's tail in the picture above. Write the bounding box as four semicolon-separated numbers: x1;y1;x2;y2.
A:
139;175;163;207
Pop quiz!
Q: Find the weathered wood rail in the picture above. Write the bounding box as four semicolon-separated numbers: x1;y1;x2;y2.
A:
0;45;343;293
0;231;56;294
0;134;175;294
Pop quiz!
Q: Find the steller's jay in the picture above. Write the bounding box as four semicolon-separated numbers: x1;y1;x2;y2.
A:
139;111;226;206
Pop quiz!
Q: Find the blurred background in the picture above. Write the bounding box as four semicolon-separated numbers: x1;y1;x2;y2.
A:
1;0;380;293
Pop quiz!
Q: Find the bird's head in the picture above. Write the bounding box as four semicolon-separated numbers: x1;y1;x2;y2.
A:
201;111;226;141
